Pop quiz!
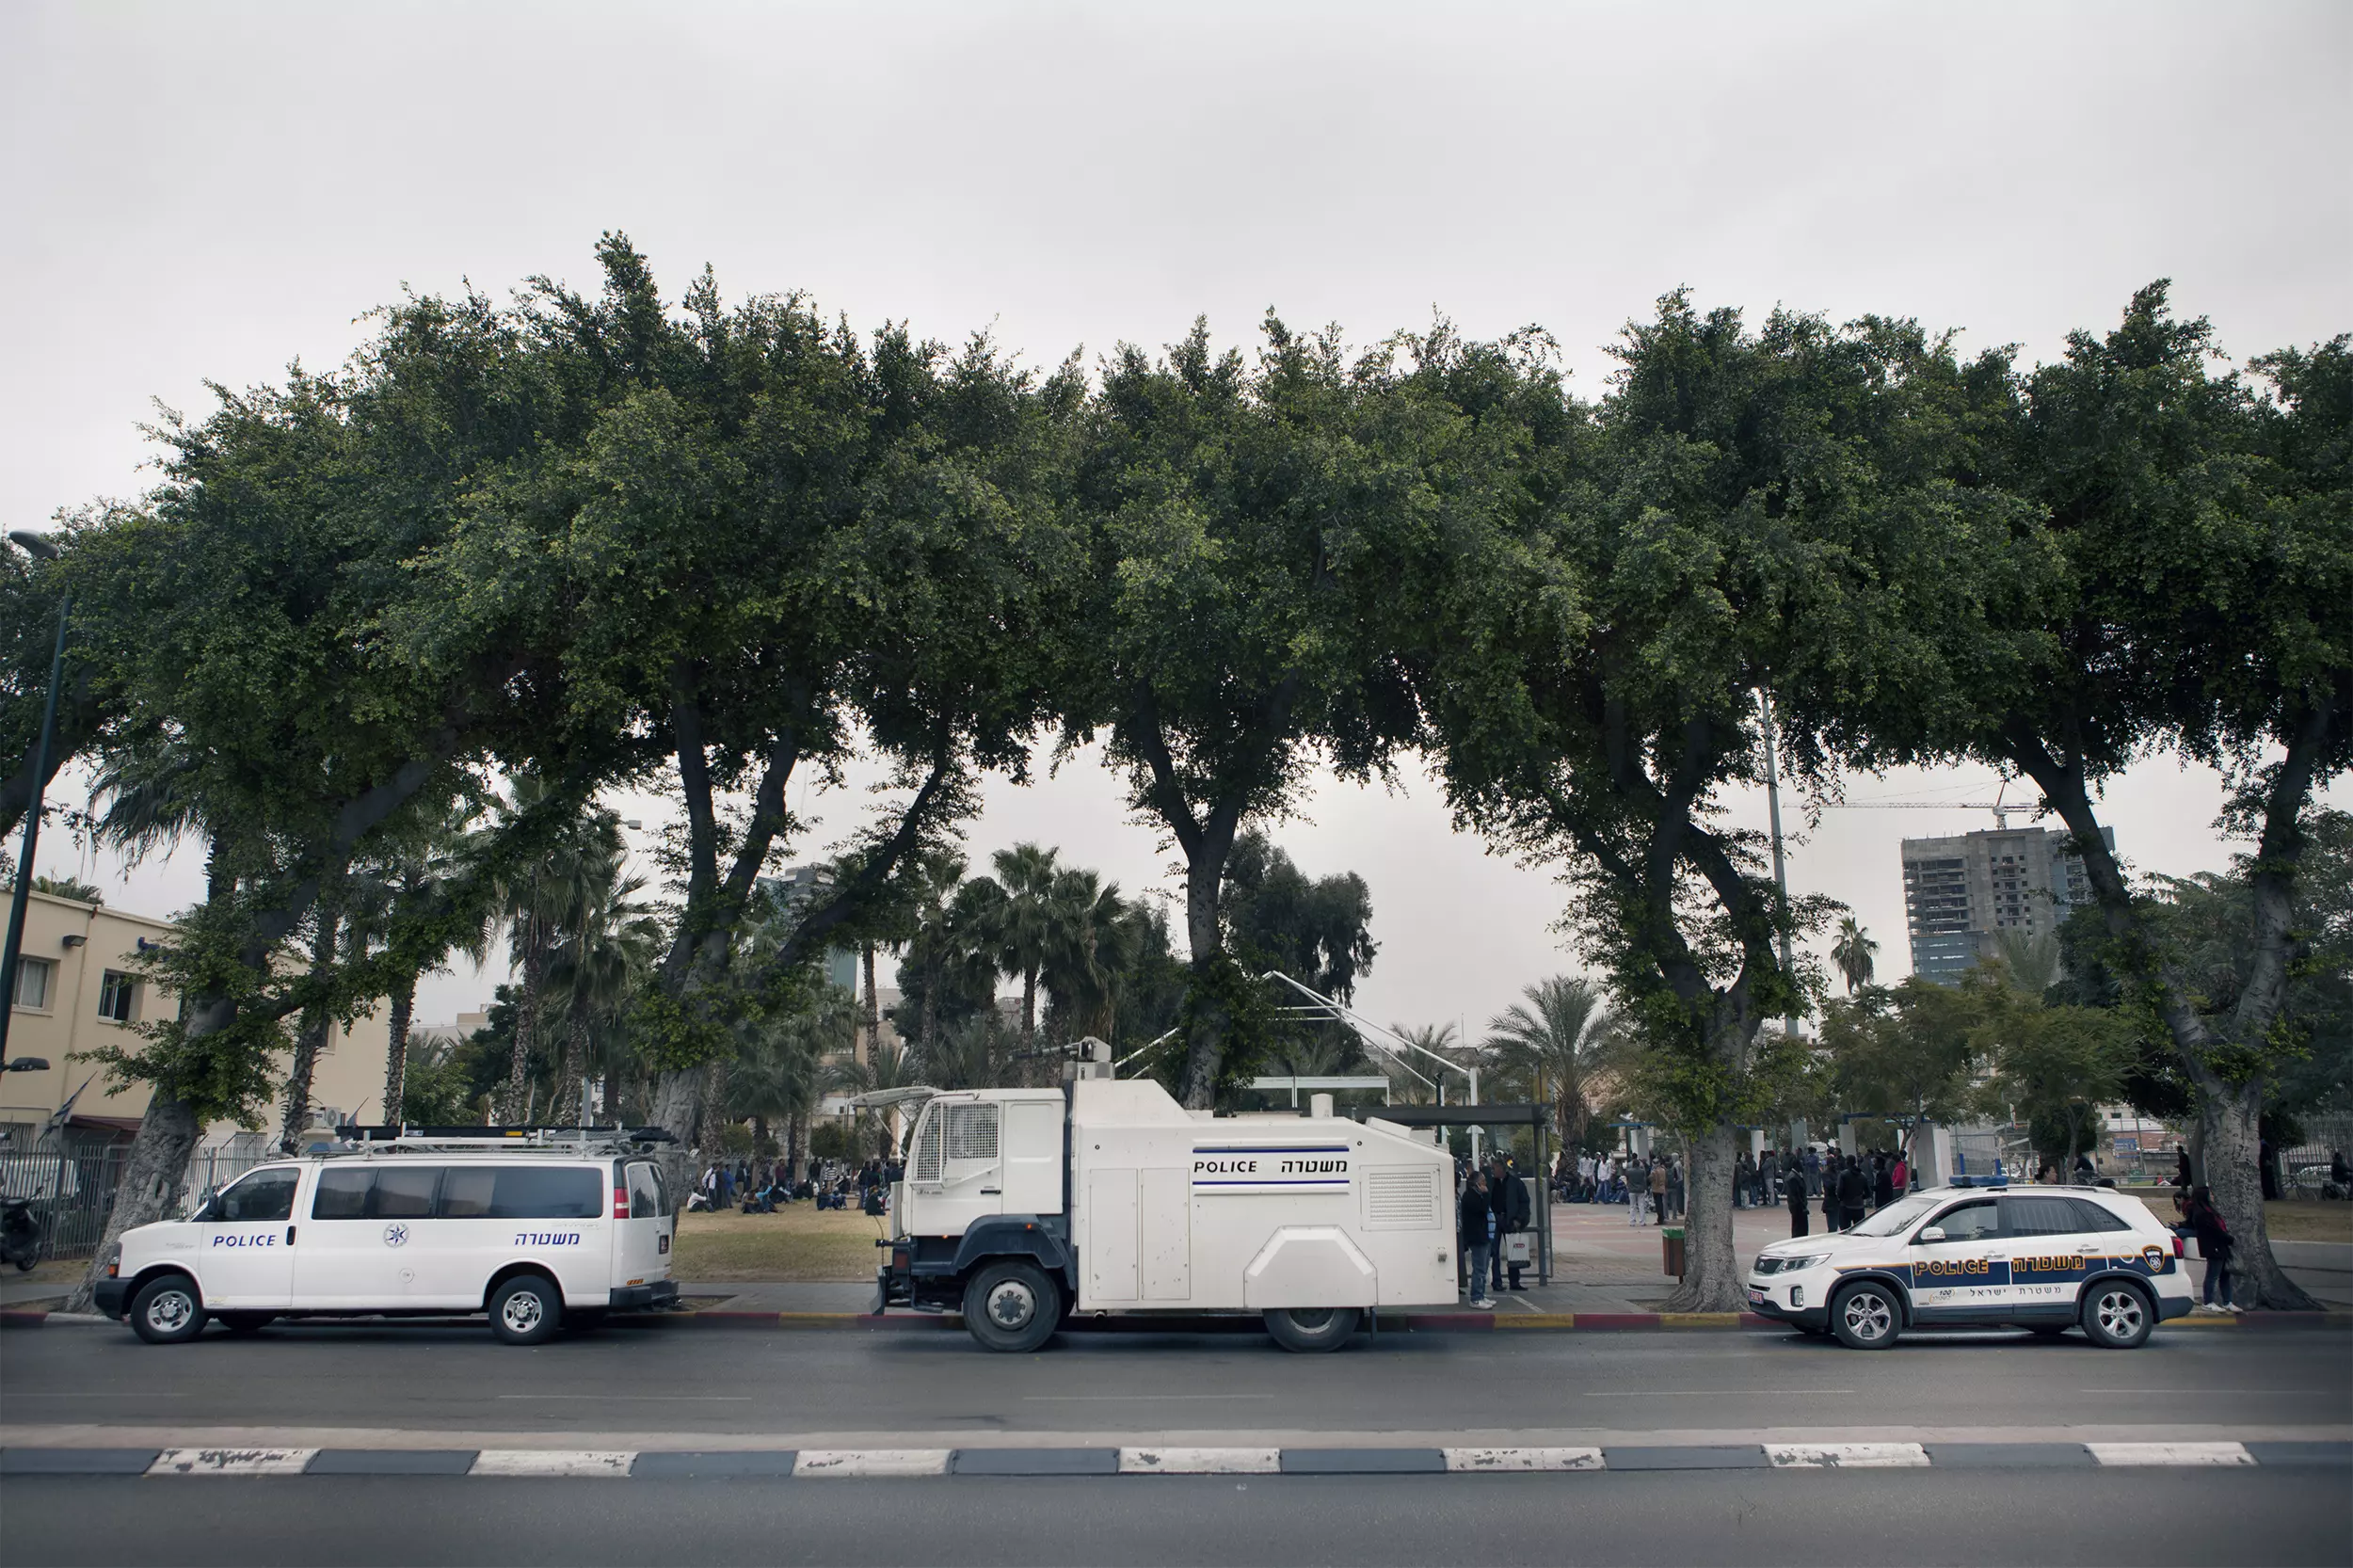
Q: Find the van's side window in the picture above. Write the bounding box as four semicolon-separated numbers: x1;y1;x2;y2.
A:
432;1166;601;1220
310;1167;442;1220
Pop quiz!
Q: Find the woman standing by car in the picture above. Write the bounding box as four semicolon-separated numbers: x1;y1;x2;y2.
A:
2184;1186;2237;1313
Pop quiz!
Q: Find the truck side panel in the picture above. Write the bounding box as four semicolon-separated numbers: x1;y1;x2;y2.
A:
1084;1168;1139;1301
1141;1168;1191;1300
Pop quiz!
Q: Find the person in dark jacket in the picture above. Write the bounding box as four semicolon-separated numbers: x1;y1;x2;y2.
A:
1785;1159;1810;1238
1459;1170;1496;1308
1836;1158;1870;1231
2175;1149;2194;1188
1822;1157;1841;1230
1872;1153;1896;1211
1490;1156;1534;1290
2185;1185;2236;1311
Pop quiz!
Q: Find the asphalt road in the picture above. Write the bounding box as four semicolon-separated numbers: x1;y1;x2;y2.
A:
4;1319;2348;1440
4;1469;2348;1568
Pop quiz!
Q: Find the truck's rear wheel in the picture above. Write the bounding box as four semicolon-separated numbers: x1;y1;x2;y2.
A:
962;1261;1061;1352
1263;1306;1361;1352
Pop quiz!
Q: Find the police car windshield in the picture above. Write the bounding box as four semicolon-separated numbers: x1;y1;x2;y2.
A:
1846;1193;1939;1238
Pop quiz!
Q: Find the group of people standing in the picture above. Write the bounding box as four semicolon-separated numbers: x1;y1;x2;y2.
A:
1457;1154;1536;1309
1551;1152;1684;1224
1783;1148;1908;1236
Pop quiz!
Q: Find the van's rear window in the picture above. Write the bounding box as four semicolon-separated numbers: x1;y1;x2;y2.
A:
437;1166;603;1220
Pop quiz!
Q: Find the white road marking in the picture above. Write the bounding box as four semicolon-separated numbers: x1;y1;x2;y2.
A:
468;1449;635;1477
1118;1447;1283;1474
492;1394;751;1401
1444;1447;1605;1472
1765;1443;1930;1468
147;1448;316;1477
792;1449;952;1478
2087;1442;2254;1467
1585;1389;1855;1397
1024;1394;1273;1401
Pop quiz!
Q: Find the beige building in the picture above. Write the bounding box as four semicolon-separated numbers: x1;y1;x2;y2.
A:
1;888;395;1154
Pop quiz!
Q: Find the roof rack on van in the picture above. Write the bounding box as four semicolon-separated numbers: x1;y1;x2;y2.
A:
328;1124;679;1157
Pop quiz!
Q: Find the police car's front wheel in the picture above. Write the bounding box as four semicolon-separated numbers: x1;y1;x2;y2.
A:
1830;1282;1901;1350
489;1274;563;1345
2080;1282;2153;1350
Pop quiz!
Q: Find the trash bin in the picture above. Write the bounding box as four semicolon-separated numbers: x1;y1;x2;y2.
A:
1661;1224;1686;1279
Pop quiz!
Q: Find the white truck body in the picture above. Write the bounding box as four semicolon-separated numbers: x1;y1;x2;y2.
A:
880;1075;1459;1348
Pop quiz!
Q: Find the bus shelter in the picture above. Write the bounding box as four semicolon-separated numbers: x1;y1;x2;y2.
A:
1346;1102;1554;1287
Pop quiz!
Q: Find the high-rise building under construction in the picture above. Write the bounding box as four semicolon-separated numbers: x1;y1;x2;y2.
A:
1900;824;2111;983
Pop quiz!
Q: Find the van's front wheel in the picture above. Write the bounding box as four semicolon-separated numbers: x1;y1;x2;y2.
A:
1264;1306;1361;1352
962;1261;1061;1352
489;1274;562;1345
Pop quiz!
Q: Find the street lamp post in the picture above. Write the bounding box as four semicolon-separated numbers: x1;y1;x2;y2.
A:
0;531;69;1067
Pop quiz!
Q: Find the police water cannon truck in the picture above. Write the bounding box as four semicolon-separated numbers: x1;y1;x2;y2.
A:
872;1041;1461;1352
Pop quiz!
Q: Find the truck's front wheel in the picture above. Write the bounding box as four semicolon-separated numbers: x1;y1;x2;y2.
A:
1264;1306;1361;1352
962;1261;1061;1353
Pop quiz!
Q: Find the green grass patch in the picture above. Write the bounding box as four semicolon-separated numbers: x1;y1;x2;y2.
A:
669;1206;890;1283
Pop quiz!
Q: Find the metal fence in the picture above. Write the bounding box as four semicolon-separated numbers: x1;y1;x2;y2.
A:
0;1148;129;1262
2282;1112;2353;1199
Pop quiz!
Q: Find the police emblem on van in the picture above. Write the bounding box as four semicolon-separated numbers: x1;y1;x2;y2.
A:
383;1223;409;1248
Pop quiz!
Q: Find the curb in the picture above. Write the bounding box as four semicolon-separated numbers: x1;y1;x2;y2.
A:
11;1305;2346;1334
3;1439;2343;1478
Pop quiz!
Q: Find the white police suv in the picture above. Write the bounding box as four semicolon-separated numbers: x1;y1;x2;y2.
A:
93;1132;679;1345
1746;1184;2193;1349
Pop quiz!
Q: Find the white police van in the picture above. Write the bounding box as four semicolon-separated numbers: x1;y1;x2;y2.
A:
1746;1183;2194;1349
94;1130;678;1345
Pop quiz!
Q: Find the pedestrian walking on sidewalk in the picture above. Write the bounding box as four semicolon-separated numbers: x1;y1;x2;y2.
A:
1626;1157;1648;1226
1836;1157;1870;1231
1461;1169;1497;1309
1786;1160;1810;1237
1649;1157;1669;1225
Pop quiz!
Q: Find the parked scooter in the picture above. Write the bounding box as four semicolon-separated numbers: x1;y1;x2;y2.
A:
0;1195;44;1271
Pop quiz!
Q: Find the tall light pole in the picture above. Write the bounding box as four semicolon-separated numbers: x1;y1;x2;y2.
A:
0;530;69;1067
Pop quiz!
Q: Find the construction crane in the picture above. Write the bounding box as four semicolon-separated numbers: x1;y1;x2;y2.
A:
1822;786;2043;830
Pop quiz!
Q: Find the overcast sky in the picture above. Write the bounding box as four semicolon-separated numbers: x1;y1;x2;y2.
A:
5;1;2347;1039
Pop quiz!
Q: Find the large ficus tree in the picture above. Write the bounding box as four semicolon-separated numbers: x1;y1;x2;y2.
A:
1063;316;1479;1107
1419;296;2036;1310
407;238;1078;1184
1913;289;2351;1307
58;287;601;1309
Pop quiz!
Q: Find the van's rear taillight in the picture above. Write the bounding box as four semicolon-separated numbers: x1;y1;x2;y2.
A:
614;1186;631;1220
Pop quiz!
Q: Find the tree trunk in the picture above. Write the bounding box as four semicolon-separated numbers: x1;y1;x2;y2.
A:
1177;848;1230;1110
920;939;940;1065
65;1091;201;1315
862;942;883;1065
1019;968;1036;1052
2199;1075;2311;1309
1662;1121;1739;1311
277;911;341;1153
553;1004;590;1125
381;975;415;1126
503;912;548;1123
650;1065;703;1207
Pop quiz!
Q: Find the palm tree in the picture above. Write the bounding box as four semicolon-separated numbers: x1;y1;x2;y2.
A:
1383;1022;1461;1105
546;861;660;1123
1041;866;1128;1044
1832;916;1879;995
897;850;972;1064
1484;976;1615;1148
727;1016;824;1160
343;804;493;1126
1992;927;2062;997
920;1011;1016;1090
490;778;625;1122
975;842;1060;1050
833;1038;922;1158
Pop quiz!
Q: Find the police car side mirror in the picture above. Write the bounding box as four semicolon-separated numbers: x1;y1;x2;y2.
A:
1917;1226;1946;1243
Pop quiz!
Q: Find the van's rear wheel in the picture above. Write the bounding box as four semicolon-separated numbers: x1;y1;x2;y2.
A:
489;1274;562;1345
963;1261;1061;1352
1264;1306;1361;1352
130;1274;205;1344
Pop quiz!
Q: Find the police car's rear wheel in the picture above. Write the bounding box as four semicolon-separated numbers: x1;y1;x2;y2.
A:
2080;1282;2153;1349
489;1274;562;1345
130;1274;205;1344
1830;1282;1901;1350
1264;1306;1362;1352
962;1261;1061;1352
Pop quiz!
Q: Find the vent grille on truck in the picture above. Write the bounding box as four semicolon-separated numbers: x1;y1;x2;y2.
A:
1364;1166;1440;1229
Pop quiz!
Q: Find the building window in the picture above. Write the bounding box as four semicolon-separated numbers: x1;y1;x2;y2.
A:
13;957;54;1011
98;970;138;1023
